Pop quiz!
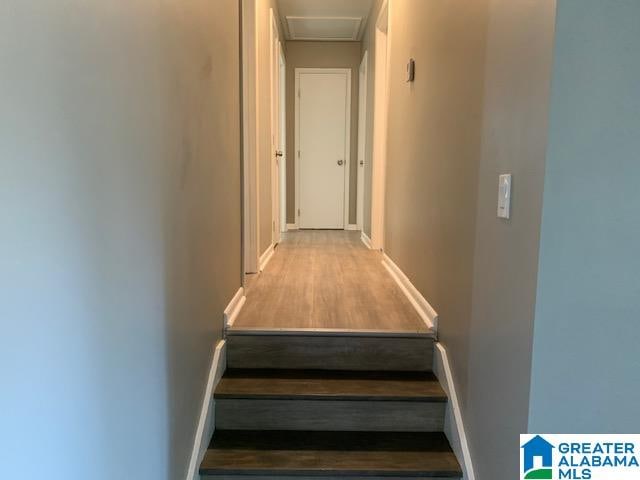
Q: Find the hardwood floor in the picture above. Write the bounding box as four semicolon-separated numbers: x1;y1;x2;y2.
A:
233;230;428;332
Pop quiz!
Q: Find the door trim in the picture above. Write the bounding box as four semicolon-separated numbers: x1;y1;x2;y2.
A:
294;67;352;229
371;0;391;250
241;0;259;275
279;46;287;233
356;51;368;231
269;8;281;244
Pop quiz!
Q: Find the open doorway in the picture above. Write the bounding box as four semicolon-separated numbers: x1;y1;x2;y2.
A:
237;0;426;333
240;0;385;279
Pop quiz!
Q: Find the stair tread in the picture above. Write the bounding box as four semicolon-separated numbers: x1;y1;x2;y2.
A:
215;369;447;401
201;430;461;477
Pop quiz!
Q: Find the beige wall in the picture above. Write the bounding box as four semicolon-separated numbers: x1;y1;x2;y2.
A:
285;41;362;225
257;0;284;254
362;0;556;477
466;1;556;478
1;0;241;478
383;0;489;408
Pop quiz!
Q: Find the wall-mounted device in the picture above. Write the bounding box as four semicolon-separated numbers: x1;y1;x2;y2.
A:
406;58;415;82
497;174;512;219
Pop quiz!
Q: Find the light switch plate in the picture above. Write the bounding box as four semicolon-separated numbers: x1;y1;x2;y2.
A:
406;58;415;82
497;174;512;219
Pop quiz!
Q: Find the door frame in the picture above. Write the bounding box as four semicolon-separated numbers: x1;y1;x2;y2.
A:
279;47;287;233
371;0;391;250
241;0;259;274
269;8;282;244
356;51;369;231
294;67;352;229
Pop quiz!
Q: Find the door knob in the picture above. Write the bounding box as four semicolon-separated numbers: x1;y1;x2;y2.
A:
359;160;364;166
337;159;344;166
275;151;283;157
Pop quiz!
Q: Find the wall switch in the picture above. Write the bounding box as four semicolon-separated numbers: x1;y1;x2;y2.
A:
497;174;512;219
406;58;415;82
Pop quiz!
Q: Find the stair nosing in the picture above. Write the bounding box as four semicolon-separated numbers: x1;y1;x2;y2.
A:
200;467;462;477
226;326;435;338
214;393;447;402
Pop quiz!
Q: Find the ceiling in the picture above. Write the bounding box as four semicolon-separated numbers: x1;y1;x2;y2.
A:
277;0;374;42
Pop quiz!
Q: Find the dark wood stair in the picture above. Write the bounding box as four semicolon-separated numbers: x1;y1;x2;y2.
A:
215;369;448;432
200;430;462;478
200;331;461;479
216;369;447;401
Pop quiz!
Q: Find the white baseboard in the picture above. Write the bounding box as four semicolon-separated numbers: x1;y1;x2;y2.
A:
259;244;275;271
381;253;438;333
345;224;360;231
286;223;298;231
186;340;227;480
224;287;246;329
433;342;475;480
360;232;372;249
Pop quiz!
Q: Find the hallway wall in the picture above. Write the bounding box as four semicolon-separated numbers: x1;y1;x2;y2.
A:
529;0;640;433
284;41;362;226
0;1;241;479
466;1;556;478
362;0;556;478
379;0;488;431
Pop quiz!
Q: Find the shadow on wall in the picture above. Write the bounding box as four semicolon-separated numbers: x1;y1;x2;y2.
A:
0;1;241;479
163;35;242;478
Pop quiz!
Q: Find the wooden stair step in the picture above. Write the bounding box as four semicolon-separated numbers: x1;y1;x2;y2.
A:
214;369;446;432
215;369;447;401
200;430;462;478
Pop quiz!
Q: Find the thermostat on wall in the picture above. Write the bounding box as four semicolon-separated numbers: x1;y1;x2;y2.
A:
406;58;415;82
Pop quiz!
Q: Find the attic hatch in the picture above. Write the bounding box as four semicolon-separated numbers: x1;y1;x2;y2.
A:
286;16;363;41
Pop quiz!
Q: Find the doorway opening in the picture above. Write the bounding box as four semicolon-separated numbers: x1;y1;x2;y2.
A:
240;0;392;292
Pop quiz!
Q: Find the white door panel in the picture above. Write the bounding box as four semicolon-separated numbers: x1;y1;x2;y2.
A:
299;72;349;229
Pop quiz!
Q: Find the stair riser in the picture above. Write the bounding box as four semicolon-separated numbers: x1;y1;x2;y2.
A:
215;399;445;432
226;335;434;371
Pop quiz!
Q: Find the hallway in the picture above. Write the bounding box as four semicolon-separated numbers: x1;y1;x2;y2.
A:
234;231;429;333
4;1;640;480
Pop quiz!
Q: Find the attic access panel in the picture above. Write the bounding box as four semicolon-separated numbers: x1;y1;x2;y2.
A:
286;16;363;41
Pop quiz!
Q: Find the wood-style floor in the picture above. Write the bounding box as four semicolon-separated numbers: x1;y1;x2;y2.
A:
233;230;429;333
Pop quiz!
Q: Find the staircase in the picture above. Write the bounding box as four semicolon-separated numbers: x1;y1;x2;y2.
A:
199;330;462;479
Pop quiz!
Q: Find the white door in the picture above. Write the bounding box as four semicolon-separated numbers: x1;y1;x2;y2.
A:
297;69;350;229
